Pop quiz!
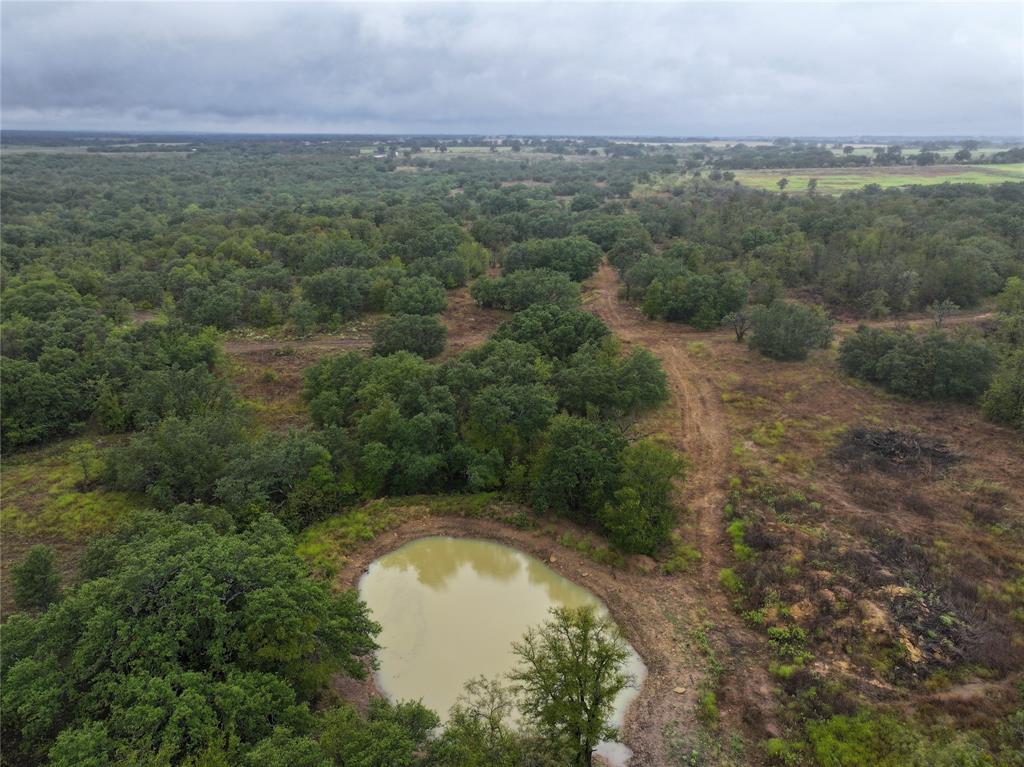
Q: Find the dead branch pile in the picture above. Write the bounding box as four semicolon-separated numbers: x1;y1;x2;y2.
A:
834;428;961;475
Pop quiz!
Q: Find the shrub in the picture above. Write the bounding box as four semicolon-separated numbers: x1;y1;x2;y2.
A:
387;275;447;315
503;236;603;281
470;269;580;311
840;327;995;402
11;545;61;611
749;301;834;361
372;314;447;358
641;270;748;330
981;349;1024;429
492;304;609;359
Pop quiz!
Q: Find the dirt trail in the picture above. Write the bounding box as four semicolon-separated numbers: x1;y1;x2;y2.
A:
223;334;371;355
835;310;994;333
584;261;777;753
586;262;732;580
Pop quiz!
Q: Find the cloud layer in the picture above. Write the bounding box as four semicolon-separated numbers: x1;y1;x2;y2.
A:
3;1;1022;136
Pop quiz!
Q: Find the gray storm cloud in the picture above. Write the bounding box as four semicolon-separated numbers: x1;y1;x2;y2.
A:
2;1;1022;136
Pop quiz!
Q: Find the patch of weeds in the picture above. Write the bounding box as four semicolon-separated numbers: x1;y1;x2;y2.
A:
764;737;804;766
719;567;744;597
557;531;624;568
721;390;770;411
690;621;725;681
727;519;755;562
743;608;767;627
662;534;701;575
697;689;720;727
752;420;786;447
296;504;407;577
1;437;143;541
768;626;813;665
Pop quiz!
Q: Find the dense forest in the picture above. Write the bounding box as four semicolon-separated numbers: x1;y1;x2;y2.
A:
2;135;1023;766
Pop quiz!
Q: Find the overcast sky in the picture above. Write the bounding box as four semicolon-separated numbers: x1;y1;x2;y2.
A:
2;1;1022;137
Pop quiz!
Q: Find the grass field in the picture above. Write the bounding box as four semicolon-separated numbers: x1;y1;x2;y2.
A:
729;163;1024;194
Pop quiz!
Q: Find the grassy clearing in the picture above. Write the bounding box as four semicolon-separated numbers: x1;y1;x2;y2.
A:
1;437;143;541
730;163;1024;194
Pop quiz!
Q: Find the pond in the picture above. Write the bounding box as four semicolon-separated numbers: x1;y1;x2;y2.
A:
359;536;647;766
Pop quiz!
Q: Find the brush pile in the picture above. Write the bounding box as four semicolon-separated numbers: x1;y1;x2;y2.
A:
835;427;961;475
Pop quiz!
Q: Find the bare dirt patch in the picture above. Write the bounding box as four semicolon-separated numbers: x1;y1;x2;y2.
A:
439;285;510;359
224;288;504;428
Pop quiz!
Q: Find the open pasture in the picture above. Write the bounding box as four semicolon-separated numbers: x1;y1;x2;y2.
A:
731;162;1024;193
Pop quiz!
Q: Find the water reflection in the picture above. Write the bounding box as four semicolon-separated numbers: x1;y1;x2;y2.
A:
378;535;523;589
360;536;646;767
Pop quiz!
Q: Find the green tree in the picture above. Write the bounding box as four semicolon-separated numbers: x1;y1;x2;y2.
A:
11;545;61;611
981;350;1024;430
748;302;834;361
599;440;684;554
492;304;609;359
996;276;1024;316
510;606;632;767
0;515;379;766
387;275;447;315
320;699;438;767
471;269;580;311
530;415;626;522
722;310;751;342
373;314;447;358
503;237;603;281
927;298;960;328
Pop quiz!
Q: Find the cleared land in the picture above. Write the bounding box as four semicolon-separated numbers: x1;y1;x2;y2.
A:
730;163;1024;194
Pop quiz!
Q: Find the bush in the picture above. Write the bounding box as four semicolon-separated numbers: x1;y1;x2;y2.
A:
387;275;447;315
11;545;61;611
492;304;609;359
749;302;834;361
641;270;748;329
503;237;603;281
470;269;580;311
840;327;996;402
981;350;1024;429
373;314;447;358
598;441;683;554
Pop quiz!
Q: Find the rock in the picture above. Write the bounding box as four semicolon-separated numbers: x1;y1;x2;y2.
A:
673;687;687;695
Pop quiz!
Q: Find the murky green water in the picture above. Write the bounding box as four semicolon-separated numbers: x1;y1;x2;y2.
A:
359;536;646;765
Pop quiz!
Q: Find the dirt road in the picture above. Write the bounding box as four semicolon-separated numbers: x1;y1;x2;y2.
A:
586;261;733;580
583;261;777;760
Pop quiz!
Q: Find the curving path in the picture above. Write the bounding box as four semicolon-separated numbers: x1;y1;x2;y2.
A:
584;261;777;760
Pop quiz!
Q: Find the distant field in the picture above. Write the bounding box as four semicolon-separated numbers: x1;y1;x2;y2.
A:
730;163;1024;194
